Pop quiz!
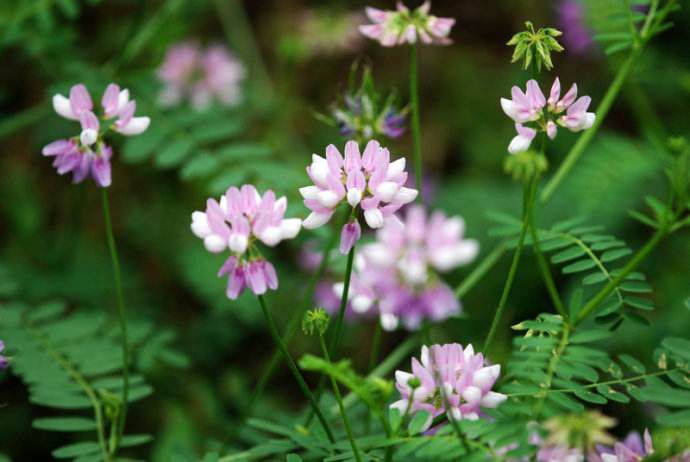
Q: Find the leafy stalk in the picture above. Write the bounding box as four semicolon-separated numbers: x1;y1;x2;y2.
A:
101;189;130;452
533;321;570;417
410;42;423;194
255;294;335;443
317;333;362;462
483;177;538;352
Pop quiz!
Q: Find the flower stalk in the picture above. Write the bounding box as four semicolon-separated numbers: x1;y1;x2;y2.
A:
410;42;423;194
101;189;130;452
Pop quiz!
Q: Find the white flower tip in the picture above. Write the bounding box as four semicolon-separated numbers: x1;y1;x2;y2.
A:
259;226;282;247
351;295;373;313
204;235;226;253
118;116;150;136
303;212;332;229
53;94;76;120
480;391;507;408
380;313;399;331
508;135;531;154
346;188;362;207
80;128;98;146
364;208;385;229
280;218;301;240
376;181;399;203
299;185;319;200
332;282;345;298
395;187;418;204
228;234;248;254
317;190;340;208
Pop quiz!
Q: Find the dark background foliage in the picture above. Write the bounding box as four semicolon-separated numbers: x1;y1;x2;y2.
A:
1;0;689;460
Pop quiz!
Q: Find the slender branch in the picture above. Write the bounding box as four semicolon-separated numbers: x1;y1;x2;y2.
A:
454;242;507;298
483;178;537;352
318;334;362;462
255;295;335;443
575;226;667;324
410;42;423;194
249;211;343;411
328;245;356;359
533;322;570;417
101;189;130;452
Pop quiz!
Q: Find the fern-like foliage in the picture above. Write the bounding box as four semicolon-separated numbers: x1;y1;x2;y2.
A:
502;312;690;427
0;296;187;460
489;213;654;327
121;105;305;197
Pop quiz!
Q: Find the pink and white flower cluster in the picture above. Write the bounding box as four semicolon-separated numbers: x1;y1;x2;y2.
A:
43;83;150;187
500;77;595;154
336;205;478;330
360;2;455;46
300;140;418;254
591;430;654;462
157;42;245;109
191;185;302;299
391;344;506;432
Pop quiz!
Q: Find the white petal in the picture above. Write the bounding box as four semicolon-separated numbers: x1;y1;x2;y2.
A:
117;116;150;136
450;407;462;421
228;234;248;254
464;412;479;421
219;195;228;213
280;218;301;239
303;211;332;229
299;185;320;200
376;181;399;202
117;89;130;111
389;399;409;414
395;371;415;388
351;295;373;313
380;313;399;331
347;188;362;207
53;94;77;120
500;98;517;120
310;157;330;185
333;282;345;298
386;158;406;179
274;196;287;212
473;365;501;390
364;208;384;228
394;187;418;204
204;235;226;253
420;345;430;368
480;391;507;408
259;226;282;247
508;134;532;154
191;212;211;238
461;386;482;404
80;128;98;146
317;190;340;208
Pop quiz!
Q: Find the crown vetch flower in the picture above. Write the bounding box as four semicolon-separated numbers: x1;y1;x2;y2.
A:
300;139;417;254
500;77;595;154
591;430;654;462
360;2;455;47
0;340;8;369
43;83;150;187
557;0;593;55
390;344;506;432
191;185;301;299
157;42;245;109
336;205;478;330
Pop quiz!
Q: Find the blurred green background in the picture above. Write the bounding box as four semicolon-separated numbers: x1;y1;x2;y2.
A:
1;0;689;459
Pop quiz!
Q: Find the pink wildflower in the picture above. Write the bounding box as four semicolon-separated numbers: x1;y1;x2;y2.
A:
44;83;149;187
360;2;455;47
0;340;8;369
157;42;245;109
391;344;506;432
501;77;595;154
300;139;417;254
191;185;302;299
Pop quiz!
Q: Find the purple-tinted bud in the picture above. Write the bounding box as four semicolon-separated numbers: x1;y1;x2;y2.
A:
339;219;362;255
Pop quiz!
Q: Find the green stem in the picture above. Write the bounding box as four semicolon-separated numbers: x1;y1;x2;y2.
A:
248;211;343;412
328;245;356;359
527;176;568;320
483;178;537;353
541;47;642;202
368;322;383;373
256;294;335;443
533;322;570;417
454;242;507;298
101;189;130;452
575;226;667;325
410;42;423;195
318;334;362;462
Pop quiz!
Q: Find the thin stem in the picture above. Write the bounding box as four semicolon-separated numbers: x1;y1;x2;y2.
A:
533;322;570;417
368;322;383;373
248;211;343;412
256;295;335;443
454;242;508;298
575;226;667;325
527;176;568;320
483;178;537;353
541;47;642;202
101;189;130;452
410;42;423;195
318;334;362;462
328;245;356;359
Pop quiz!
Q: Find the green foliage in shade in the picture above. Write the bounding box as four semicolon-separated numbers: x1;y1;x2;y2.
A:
489;213;655;327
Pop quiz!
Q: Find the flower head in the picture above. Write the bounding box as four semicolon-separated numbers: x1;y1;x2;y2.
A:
501;77;595;154
592;430;654;462
359;2;455;47
300;139;417;254
191;185;302;299
390;344;506;432
158;42;245;109
0;340;8;369
556;0;593;55
43;83;149;187
335;205;477;330
506;21;564;72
